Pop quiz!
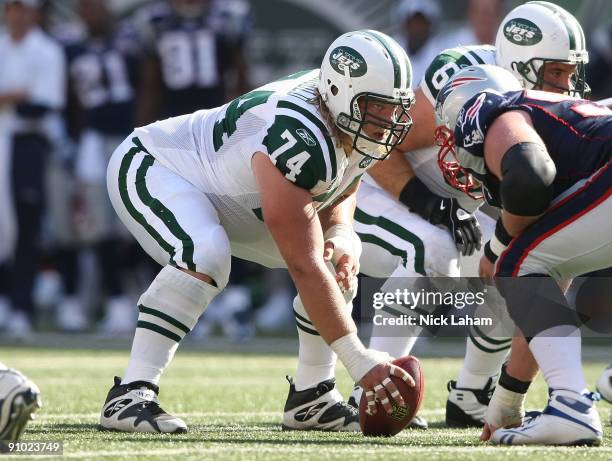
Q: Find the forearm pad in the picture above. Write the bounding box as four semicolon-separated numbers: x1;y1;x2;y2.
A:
500;142;556;216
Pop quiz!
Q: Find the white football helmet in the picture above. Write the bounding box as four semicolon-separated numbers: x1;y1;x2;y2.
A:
495;1;590;98
318;30;415;160
434;65;522;197
0;367;41;441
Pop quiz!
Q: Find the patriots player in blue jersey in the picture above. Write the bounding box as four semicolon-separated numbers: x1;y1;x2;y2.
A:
132;0;251;123
435;64;610;446
59;0;142;332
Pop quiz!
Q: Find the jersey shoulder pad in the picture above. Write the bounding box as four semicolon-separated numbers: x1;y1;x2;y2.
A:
263;99;337;190
453;90;521;157
421;44;496;105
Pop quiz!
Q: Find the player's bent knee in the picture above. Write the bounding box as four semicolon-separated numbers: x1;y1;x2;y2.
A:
190;225;232;291
177;268;216;286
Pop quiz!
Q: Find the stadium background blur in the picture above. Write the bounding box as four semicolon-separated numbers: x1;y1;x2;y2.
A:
0;0;611;342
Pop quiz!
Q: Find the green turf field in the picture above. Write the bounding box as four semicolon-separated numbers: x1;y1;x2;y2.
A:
3;344;611;460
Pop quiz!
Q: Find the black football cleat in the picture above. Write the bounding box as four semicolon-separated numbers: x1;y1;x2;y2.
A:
99;377;187;433
445;378;495;427
282;376;359;431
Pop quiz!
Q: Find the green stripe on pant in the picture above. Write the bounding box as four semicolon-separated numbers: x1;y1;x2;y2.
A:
134;155;197;272
118;138;175;259
355;207;426;275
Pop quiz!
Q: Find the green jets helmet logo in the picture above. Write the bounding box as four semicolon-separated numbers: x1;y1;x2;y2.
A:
330;46;367;77
504;18;543;46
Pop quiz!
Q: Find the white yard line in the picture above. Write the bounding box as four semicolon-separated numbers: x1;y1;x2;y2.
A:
33;409;448;420
57;445;612;459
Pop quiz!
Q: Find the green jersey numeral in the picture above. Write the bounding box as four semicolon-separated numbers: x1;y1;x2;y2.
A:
213;90;274;151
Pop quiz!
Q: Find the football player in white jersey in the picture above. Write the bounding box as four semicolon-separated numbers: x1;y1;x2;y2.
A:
99;30;416;433
351;1;591;428
0;364;41;441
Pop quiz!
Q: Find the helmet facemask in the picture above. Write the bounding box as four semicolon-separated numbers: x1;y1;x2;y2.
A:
336;91;414;160
435;126;483;200
512;55;590;98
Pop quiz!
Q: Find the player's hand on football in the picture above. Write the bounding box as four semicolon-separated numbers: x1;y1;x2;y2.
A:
430;198;482;256
359;362;415;415
324;241;359;293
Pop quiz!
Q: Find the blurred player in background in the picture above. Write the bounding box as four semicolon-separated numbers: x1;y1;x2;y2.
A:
0;0;65;337
351;0;592;429
392;0;446;85
0;364;40;441
587;21;612;101
99;30;416;434
52;0;142;333
133;0;251;123
436;63;609;445
442;0;504;46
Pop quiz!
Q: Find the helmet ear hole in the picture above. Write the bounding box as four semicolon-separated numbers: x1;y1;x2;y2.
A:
330;85;339;96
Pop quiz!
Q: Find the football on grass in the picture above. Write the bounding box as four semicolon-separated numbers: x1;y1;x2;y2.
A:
359;355;425;436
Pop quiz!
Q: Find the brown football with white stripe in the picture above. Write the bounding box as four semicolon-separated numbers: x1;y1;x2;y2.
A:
359;355;425;436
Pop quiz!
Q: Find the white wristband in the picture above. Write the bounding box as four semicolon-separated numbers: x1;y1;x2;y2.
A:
489;233;508;257
330;332;390;382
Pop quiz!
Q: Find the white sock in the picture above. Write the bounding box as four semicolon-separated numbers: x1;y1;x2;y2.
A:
293;294;337;391
529;325;587;394
368;335;417;359
367;272;426;358
123;265;219;385
456;335;510;389
123;329;180;386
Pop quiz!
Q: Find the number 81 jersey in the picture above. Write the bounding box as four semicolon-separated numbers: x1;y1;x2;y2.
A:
134;69;370;240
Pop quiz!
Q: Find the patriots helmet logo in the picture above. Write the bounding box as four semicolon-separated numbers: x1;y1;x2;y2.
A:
440;76;488;104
